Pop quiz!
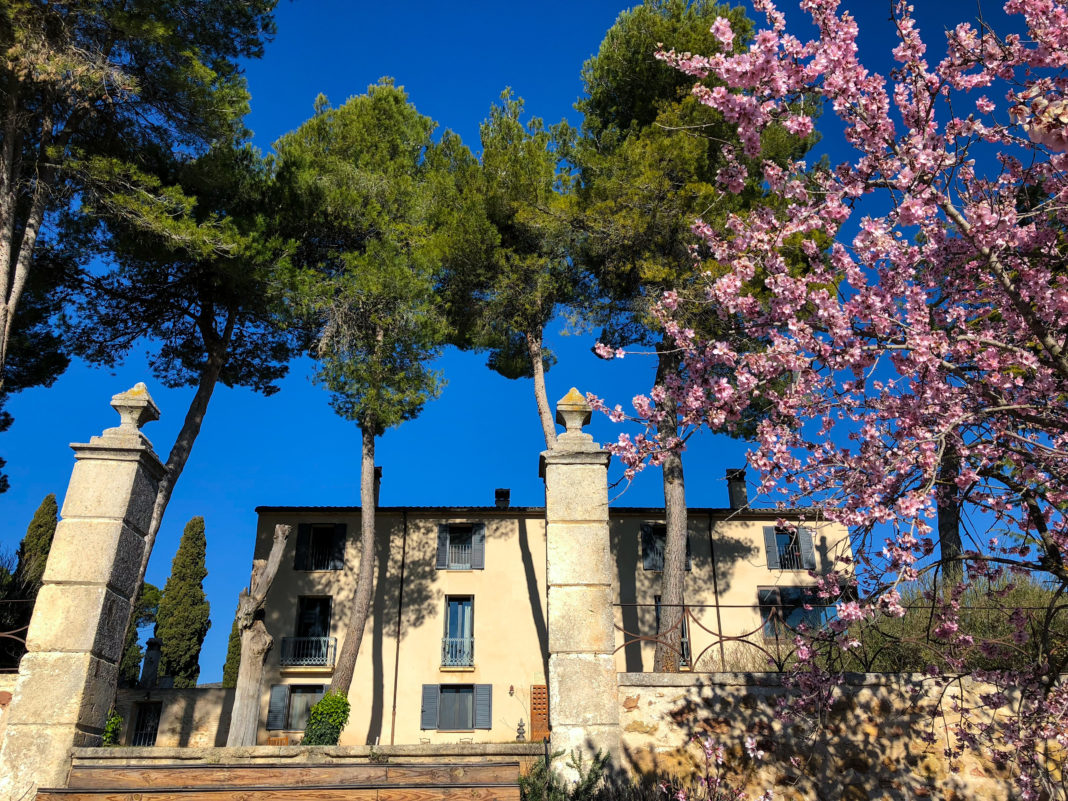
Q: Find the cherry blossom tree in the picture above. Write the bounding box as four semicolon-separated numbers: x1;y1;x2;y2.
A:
596;0;1068;795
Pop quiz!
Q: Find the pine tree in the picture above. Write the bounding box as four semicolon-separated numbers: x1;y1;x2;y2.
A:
15;493;58;593
221;615;241;689
156;517;211;688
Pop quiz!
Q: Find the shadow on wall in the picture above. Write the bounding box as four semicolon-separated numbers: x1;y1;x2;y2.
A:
115;688;234;747
618;673;1020;801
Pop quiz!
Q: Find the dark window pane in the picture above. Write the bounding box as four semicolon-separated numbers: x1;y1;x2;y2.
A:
288;685;324;731
438;685;473;730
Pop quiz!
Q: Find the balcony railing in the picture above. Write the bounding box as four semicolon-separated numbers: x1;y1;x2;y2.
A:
280;636;336;667
441;637;474;667
448;541;472;569
777;544;804;570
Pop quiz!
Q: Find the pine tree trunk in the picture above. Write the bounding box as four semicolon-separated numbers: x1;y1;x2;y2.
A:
328;425;377;695
937;444;963;587
133;315;235;600
653;347;687;673
226;524;289;747
526;331;557;450
227;622;273;746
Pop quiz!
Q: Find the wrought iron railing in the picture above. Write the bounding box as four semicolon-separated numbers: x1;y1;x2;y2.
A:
777;544;804;570
303;541;336;571
441;636;474;666
0;598;31;672
280;636;336;667
448;541;472;569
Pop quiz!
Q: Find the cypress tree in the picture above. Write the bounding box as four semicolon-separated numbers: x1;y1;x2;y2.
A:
156;517;211;688
119;582;161;686
221;614;241;689
15;493;58;594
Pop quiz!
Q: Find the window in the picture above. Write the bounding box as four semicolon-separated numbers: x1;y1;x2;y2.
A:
420;684;492;730
130;702;161;747
758;587;825;640
762;526;816;571
294;523;346;571
436;524;486;570
281;597;335;666
266;684;326;731
654;595;690;668
442;596;474;667
641;524;691;571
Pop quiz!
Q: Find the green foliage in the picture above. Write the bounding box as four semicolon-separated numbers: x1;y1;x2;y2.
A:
831;576;1068;674
102;709;123;747
301;690;351;745
221;615;242;689
118;582;162;686
15;494;58;594
156;517;211;688
519;749;610;801
275;80;454;436
440;90;582;380
70;142;305;398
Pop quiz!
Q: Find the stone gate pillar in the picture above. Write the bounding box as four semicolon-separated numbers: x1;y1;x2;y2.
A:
0;384;164;801
541;388;619;779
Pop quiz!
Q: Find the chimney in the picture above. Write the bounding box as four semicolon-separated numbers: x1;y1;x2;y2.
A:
726;468;748;510
140;637;162;689
495;488;510;509
374;466;383;507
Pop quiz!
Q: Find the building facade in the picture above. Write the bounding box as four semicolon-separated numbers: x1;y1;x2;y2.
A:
248;489;850;746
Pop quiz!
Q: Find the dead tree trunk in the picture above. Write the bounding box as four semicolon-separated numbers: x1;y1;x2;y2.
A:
226;524;290;747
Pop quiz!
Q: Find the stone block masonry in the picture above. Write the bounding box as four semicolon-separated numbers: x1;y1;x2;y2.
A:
0;384;165;801
541;388;620;780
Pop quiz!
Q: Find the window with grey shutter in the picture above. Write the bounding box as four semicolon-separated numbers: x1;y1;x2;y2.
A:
798;527;817;570
763;526;781;570
471;524;486;570
473;684;492;729
436;525;449;570
420;684;439;729
266;684;290;730
294;524;311;570
641;524;659;570
328;524;346;570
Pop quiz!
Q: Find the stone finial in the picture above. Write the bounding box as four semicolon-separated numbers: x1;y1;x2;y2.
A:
110;383;160;431
555;387;592;434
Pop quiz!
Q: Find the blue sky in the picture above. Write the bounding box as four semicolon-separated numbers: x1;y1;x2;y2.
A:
0;0;1000;682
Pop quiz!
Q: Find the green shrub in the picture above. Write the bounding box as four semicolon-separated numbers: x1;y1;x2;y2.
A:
302;690;350;745
102;709;123;747
519;749;609;801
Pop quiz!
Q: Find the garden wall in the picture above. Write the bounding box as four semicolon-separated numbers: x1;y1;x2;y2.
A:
617;672;1025;801
113;687;234;748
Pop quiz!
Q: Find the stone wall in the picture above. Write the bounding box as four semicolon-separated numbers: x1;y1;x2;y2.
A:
0;674;15;744
618;672;1024;801
113;688;234;748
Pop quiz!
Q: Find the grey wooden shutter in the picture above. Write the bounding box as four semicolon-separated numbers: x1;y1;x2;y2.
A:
294;524;311;570
641;524;655;570
763;527;780;570
420;684;439;729
329;524;347;570
436;525;450;570
471;524;486;570
798;527;816;570
266;684;290;730
473;684;492;729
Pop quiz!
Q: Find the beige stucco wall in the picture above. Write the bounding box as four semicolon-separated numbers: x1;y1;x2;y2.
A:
611;512;851;672
113;687;233;748
617;672;1029;801
255;508;549;746
251;506;849;747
